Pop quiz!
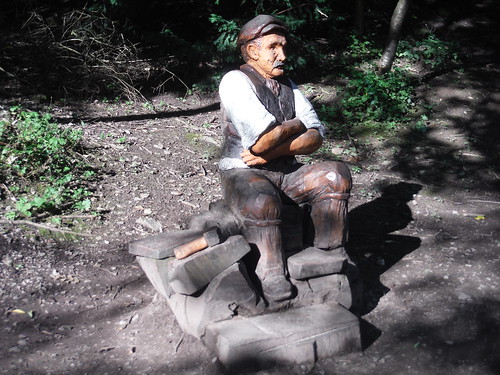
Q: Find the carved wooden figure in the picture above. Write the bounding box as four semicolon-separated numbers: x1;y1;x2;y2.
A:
218;15;352;302
130;16;362;368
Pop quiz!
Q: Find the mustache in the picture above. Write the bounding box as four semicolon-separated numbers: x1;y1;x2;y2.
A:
273;61;285;69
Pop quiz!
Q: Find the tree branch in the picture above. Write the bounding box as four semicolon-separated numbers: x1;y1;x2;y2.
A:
0;219;96;237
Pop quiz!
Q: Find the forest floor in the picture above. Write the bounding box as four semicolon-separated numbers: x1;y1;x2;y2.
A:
1;19;500;375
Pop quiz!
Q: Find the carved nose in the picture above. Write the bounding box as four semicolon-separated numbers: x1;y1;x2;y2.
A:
279;50;286;62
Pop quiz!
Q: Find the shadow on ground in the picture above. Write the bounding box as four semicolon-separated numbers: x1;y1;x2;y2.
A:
347;182;423;317
393;0;500;193
55;102;220;124
390;289;500;374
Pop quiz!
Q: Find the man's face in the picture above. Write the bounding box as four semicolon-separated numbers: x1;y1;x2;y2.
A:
248;33;287;79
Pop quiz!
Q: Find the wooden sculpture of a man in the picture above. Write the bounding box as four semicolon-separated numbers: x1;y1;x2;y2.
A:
218;15;352;302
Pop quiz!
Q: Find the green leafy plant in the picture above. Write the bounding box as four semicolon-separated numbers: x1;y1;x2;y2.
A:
414;114;430;133
333;34;415;133
397;34;460;68
334;32;459;134
351;165;362;174
0;107;95;219
142;102;154;111
344;35;379;62
209;14;239;62
340;67;413;125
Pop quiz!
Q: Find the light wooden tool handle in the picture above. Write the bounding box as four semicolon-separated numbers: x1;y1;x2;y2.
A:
174;236;208;259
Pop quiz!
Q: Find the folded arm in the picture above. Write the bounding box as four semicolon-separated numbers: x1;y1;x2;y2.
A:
250;118;306;154
242;123;323;166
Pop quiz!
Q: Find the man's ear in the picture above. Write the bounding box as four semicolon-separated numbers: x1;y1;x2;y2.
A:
246;43;260;61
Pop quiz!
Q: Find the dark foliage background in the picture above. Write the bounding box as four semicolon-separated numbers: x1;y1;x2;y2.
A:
0;0;497;103
0;0;446;97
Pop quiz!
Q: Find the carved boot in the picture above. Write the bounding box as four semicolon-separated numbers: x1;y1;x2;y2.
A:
287;195;354;280
242;224;294;302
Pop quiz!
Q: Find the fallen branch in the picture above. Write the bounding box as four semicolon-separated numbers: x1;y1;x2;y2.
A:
174;332;185;353
0;183;17;201
154;68;191;97
0;65;16;78
56;214;97;219
469;200;500;205
0;219;95;237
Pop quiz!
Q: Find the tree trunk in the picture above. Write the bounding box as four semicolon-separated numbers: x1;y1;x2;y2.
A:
377;0;412;74
354;0;365;35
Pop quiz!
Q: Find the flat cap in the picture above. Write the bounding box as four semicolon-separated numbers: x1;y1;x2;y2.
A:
237;14;287;46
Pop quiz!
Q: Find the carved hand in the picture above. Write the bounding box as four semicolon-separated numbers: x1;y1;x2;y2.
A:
251;118;306;155
241;149;270;166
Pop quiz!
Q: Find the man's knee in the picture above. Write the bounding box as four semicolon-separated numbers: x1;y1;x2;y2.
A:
238;190;282;223
320;161;352;192
302;161;351;195
223;171;282;222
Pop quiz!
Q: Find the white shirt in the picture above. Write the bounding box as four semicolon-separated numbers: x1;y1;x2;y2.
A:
218;70;324;170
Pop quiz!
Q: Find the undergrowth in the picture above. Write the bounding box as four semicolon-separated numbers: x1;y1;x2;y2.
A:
341;67;413;126
0;107;95;220
319;33;460;137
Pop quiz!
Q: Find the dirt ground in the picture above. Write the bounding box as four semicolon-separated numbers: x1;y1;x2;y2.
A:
1;12;500;375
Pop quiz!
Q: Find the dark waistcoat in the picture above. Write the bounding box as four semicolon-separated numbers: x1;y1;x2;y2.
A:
220;64;296;170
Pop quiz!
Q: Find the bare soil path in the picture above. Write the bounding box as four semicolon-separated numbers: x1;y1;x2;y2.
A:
1;8;500;375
